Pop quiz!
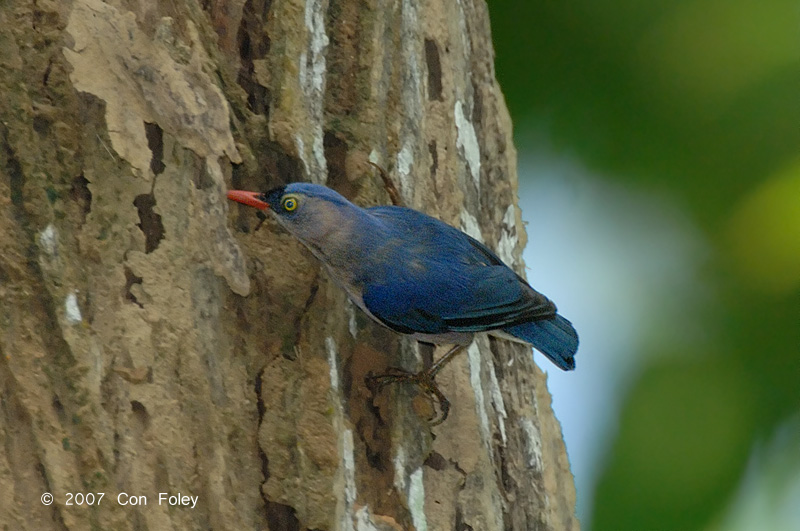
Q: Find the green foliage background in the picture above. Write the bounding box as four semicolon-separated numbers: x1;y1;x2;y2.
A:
489;1;800;529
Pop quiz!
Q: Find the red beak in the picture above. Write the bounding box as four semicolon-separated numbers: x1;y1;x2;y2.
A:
227;190;269;210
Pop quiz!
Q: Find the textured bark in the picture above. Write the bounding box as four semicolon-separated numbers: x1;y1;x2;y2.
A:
0;0;578;529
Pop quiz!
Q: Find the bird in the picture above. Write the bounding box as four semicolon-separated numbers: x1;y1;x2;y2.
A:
228;182;578;424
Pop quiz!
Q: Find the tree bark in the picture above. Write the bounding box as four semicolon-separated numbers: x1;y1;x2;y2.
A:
0;0;578;529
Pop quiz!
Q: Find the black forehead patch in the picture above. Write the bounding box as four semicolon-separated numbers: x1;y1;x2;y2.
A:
260;186;286;208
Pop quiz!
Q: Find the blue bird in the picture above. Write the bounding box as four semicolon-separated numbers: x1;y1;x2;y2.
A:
228;183;578;423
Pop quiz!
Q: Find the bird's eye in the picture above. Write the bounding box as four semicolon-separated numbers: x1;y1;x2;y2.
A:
282;195;298;212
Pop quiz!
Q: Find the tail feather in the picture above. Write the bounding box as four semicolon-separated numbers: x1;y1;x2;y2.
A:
503;315;579;371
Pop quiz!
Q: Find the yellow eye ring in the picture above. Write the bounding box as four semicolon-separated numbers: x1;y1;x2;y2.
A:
282;195;298;212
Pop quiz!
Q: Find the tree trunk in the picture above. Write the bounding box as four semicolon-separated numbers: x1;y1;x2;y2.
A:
0;0;578;529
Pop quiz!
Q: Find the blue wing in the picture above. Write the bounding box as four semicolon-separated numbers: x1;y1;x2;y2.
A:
361;206;556;335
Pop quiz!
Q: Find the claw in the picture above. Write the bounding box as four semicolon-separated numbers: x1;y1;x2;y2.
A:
365;344;466;425
366;366;452;425
425;385;450;426
365;367;413;391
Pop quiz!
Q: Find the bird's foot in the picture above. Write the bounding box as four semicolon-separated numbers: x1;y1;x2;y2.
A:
366;367;451;426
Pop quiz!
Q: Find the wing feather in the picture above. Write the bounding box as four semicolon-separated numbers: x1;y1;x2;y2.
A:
361;206;556;335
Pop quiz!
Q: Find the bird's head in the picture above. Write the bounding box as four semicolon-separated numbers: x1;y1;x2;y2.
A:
227;183;358;251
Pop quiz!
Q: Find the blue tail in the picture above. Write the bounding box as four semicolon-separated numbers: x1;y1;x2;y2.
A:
503;315;578;371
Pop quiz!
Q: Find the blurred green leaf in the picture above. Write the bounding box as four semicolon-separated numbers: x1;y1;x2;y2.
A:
593;359;756;530
725;163;800;294
490;1;800;529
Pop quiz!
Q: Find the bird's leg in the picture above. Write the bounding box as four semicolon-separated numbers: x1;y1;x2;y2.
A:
426;344;466;380
366;344;465;425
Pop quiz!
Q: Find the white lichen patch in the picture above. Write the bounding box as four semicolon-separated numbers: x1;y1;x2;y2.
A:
38;224;58;257
397;0;423;205
294;134;309;176
368;149;381;165
396;141;414;200
497;204;519;266
326;336;340;393
346;300;358;338
408;468;427;531
340;428;357;531
467;342;491;443
343;429;356;504
520;418;544;472
293;0;329;183
393;445;407;493
460;210;484;243
502;202;516;228
327;337;361;531
455;100;481;190
312;133;326;184
65;291;82;324
393;442;427;528
454;0;472;68
355;506;381;531
407;338;423;366
304;0;329;97
487;358;508;446
294;130;326;184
